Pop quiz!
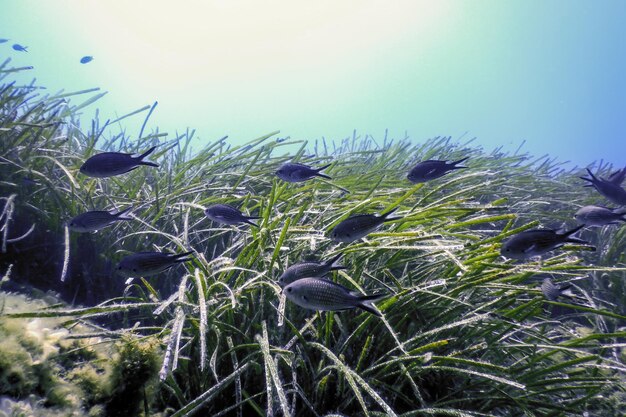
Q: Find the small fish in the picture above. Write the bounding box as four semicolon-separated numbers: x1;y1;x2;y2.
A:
574;205;626;226
283;277;385;316
501;225;588;260
80;56;94;64
117;251;193;277
541;277;578;301
407;157;469;183
276;162;332;182
0;39;9;44
278;253;346;287
12;44;28;52
80;146;159;178
68;207;133;233
580;169;626;205
204;204;260;227
330;207;402;243
608;166;626;185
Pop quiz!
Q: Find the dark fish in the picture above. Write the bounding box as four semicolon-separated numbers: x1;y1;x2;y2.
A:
80;56;94;64
407;157;469;183
330;207;402;243
80;146;159;178
541;277;577;301
500;225;588;260
574;205;626;226
204;204;260;227
278;253;346;287
283;277;385;316
0;39;9;44
608;166;626;185
68;207;133;233
12;44;28;52
580;169;626;205
276;162;332;182
117;251;193;277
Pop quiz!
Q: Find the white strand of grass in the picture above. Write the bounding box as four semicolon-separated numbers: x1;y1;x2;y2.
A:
1;263;13;286
209;328;220;382
60;224;70;282
283;315;318;351
6;223;35;243
159;321;175;382
153;291;179;316
277;293;286;327
194;268;207;371
0;194;16;253
311;342;398;417
171;307;186;373
257;321;291;417
226;336;242;417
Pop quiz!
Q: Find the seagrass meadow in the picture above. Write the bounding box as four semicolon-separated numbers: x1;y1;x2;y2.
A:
1;58;625;416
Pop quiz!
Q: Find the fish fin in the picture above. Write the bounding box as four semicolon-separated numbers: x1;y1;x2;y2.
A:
356;293;387;317
523;244;538;254
316;163;332;172
140;161;159;168
137;146;157;160
114;206;134;219
381;207;403;222
324;253;345;270
450;156;469;168
244;218;259;227
171;251;194;263
314;172;332;180
560;224;585;237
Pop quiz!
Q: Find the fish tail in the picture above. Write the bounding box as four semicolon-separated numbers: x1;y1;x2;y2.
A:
244;218;259;227
172;251;194;262
450;156;470;168
140;161;159;168
315;172;332;180
324;253;346;270
356;293;387;317
114;206;134;219
138;145;158;160
381;207;403;222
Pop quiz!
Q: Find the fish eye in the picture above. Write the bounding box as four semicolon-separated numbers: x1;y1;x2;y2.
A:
286;288;292;292
133;268;137;272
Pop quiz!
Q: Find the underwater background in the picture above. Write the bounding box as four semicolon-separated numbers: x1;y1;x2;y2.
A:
1;1;626;416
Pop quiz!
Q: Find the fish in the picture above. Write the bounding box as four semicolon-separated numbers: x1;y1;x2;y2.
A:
204;204;260;227
80;146;159;178
574;205;626;226
277;253;346;287
276;162;332;182
329;207;402;243
117;251;193;277
283;277;385;316
68;207;133;233
80;56;94;64
12;44;28;52
500;225;588;260
579;169;626;205
607;166;626;185
407;157;469;183
541;277;578;301
0;39;9;43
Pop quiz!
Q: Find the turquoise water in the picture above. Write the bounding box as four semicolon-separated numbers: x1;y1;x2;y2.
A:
1;0;625;166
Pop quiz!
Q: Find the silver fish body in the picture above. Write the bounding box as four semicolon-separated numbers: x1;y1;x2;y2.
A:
407;157;469;183
117;251;193;277
580;169;626;205
500;225;588;260
204;204;260;227
80;146;159;178
330;208;401;243
574;205;626;226
276;162;332;182
278;253;345;287
541;277;576;301
68;207;133;233
283;277;385;316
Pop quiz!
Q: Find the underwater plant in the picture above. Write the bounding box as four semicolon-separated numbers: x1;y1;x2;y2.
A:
1;57;625;416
